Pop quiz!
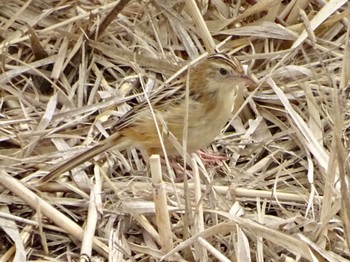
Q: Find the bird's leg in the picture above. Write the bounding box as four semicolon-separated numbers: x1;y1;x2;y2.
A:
196;150;229;164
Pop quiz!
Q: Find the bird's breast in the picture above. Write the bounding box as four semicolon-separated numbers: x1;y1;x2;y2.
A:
184;87;237;151
125;86;239;156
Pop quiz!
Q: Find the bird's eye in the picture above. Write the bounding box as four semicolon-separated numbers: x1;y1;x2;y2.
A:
219;68;228;76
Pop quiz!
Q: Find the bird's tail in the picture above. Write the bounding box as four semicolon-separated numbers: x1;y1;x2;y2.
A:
38;132;130;185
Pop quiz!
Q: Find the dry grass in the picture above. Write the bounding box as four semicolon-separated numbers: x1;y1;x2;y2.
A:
0;0;350;261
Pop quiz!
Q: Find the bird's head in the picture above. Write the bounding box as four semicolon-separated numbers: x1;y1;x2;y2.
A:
189;54;256;96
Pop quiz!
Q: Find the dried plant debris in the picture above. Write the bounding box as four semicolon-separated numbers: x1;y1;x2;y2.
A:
0;0;349;261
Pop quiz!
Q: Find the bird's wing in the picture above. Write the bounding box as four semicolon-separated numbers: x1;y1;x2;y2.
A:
113;78;187;131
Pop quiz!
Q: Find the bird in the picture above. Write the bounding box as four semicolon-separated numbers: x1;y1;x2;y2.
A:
39;53;255;184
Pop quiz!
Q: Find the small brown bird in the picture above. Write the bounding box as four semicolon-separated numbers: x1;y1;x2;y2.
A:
39;53;255;184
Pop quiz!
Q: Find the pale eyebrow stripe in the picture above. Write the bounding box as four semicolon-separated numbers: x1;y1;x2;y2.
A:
207;54;244;73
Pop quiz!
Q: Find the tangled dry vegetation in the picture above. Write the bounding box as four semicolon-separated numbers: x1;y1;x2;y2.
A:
0;0;350;261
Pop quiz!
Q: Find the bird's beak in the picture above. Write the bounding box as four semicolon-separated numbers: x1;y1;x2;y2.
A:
241;74;256;91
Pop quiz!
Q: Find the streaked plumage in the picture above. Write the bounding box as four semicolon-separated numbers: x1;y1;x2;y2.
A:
39;53;255;184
